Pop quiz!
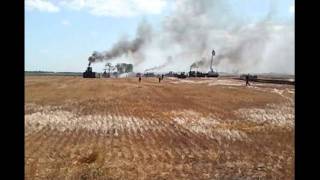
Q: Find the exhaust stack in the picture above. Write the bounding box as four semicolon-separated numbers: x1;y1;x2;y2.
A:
207;49;219;77
210;49;215;72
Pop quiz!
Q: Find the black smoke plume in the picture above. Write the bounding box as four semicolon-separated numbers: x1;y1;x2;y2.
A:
88;20;152;64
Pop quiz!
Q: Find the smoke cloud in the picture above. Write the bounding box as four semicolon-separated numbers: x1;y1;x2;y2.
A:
144;56;173;72
190;57;208;70
88;19;152;64
89;0;294;74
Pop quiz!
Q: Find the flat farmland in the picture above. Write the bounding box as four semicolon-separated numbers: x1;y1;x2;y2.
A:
25;76;294;179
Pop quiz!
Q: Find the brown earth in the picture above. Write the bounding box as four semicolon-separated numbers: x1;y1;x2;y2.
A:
25;76;294;179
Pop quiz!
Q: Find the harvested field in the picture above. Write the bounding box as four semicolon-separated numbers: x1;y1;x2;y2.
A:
25;76;294;179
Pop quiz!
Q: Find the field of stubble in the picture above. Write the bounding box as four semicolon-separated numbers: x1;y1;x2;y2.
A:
25;76;294;179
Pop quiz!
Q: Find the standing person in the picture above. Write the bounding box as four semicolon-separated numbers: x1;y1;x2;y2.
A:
161;74;164;80
139;75;141;83
246;74;250;86
159;76;161;83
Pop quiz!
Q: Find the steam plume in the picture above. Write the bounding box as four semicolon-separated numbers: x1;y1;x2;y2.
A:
144;56;173;72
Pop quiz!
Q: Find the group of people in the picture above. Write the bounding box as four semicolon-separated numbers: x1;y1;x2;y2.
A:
139;73;252;86
159;74;164;83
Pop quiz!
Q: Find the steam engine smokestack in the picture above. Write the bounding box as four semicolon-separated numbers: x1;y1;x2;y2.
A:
210;49;215;72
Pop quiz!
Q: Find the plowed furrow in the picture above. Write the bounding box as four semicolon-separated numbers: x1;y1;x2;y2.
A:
25;126;50;148
103;135;113;164
138;112;179;161
127;119;144;163
34;130;66;160
26;128;58;158
136;129;152;163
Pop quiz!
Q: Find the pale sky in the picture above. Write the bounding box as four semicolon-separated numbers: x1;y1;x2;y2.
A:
25;0;294;72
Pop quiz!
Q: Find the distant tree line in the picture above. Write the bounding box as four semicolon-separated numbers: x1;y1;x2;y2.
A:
115;63;133;74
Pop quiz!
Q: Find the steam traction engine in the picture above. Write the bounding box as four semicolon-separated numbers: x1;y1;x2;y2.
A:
83;62;96;78
207;49;219;77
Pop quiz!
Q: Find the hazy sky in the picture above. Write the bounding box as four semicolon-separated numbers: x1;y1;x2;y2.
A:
25;0;294;72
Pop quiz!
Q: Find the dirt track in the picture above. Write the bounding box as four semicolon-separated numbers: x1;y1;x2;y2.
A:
25;76;294;179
